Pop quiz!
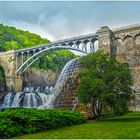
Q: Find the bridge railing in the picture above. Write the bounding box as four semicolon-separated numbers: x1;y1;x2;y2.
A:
112;23;140;33
52;33;97;44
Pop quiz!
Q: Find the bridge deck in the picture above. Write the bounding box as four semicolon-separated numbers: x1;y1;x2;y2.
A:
15;33;97;54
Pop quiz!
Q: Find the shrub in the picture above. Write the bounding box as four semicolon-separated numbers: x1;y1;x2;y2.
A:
0;108;85;138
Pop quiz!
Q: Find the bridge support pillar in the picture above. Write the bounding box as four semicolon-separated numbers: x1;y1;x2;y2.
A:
97;26;114;53
0;50;23;92
5;76;23;92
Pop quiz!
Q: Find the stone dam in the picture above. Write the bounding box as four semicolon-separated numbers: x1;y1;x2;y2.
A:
1;23;140;111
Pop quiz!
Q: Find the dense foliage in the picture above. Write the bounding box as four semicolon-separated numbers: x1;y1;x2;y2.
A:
0;24;50;51
0;108;85;138
32;50;76;72
0;24;76;71
77;51;133;119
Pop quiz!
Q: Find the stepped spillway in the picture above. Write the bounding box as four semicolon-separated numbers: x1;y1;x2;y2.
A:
0;58;81;110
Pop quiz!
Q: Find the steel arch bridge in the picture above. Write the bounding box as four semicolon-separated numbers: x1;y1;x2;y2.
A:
15;33;98;74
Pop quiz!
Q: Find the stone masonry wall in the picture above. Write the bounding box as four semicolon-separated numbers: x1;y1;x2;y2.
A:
97;24;140;111
0;50;23;92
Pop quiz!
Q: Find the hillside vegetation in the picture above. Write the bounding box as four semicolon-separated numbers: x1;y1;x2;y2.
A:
0;24;76;72
0;24;50;51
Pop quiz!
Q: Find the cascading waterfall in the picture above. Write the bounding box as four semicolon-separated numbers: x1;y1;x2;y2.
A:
40;58;80;109
0;58;80;110
1;93;13;108
0;86;54;109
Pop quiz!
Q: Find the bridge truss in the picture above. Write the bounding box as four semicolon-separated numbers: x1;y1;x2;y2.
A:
15;33;98;74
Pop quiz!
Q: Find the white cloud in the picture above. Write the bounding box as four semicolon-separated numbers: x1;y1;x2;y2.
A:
8;21;55;41
1;1;140;42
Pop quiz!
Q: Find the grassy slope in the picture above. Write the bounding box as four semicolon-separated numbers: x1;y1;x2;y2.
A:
13;112;140;139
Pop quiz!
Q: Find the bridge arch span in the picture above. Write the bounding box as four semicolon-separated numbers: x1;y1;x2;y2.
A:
16;46;88;74
123;35;134;41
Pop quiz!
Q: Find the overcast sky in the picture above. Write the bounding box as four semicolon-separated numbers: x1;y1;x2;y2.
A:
0;1;140;41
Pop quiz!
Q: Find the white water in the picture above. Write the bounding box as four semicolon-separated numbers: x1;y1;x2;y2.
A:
12;92;22;107
0;86;54;109
40;58;80;109
1;92;13;108
0;58;80;110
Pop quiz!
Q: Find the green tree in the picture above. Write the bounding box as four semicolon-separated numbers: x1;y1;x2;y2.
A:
4;41;21;50
77;51;133;119
0;24;50;51
31;50;77;72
